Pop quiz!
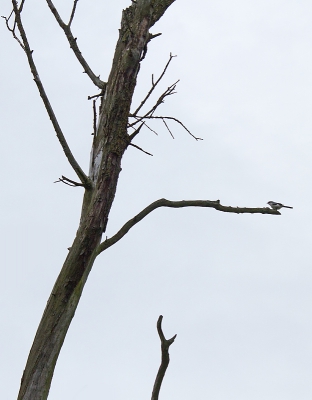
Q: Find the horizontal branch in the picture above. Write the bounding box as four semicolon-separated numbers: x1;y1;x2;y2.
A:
96;198;280;255
46;0;106;90
135;115;202;140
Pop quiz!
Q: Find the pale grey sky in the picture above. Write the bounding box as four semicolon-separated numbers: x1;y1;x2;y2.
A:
1;1;312;399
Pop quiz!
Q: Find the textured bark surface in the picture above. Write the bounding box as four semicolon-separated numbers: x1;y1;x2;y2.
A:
17;1;175;399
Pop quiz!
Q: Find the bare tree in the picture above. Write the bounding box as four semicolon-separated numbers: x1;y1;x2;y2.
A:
3;1;280;399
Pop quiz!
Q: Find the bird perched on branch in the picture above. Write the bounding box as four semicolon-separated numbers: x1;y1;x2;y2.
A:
267;201;293;210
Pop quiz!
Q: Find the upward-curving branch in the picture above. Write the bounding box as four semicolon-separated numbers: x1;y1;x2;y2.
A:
96;199;280;255
151;316;177;400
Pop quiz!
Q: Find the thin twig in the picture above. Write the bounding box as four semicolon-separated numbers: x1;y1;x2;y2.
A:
162;118;174;138
129;143;153;156
54;175;85;187
7;1;91;189
87;93;102;100
128;118;159;136
46;0;105;89
129;122;144;140
68;0;79;27
132;53;176;116
142;121;159;135
1;9;24;50
137;115;202;141
151;316;177;400
92;99;97;136
96;199;280;255
128;81;178;128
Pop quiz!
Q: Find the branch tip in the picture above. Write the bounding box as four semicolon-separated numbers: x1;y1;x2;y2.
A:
152;316;176;400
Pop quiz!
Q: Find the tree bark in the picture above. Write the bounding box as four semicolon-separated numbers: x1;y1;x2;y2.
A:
17;1;175;399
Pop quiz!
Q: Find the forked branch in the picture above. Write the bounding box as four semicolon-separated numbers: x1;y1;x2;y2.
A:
132;53;176;116
7;1;91;188
135;115;202;140
46;0;106;90
151;316;177;400
129;80;179;128
96;199;280;255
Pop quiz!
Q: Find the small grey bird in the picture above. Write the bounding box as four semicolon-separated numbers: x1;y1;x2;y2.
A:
267;201;293;210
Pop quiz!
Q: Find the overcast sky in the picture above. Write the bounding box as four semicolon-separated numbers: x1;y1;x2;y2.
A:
1;0;312;399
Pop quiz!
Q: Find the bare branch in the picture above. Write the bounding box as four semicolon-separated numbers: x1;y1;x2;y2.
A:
18;0;26;12
162;117;174;138
128;118;159;137
132;53;176;116
151;316;177;400
54;175;84;187
129;80;178;128
142;121;159;136
1;9;25;50
129;143;153;156
96;199;280;255
87;92;102;100
68;0;79;27
46;0;106;90
92;99;97;136
134;115;202;140
8;1;91;189
128;122;144;140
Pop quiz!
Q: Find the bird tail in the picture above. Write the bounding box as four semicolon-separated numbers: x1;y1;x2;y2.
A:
283;205;293;209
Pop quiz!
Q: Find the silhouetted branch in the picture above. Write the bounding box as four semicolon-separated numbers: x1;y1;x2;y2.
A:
54;175;85;187
92;99;97;136
46;0;106;90
96;199;280;255
68;0;79;27
132;53;176;116
129;80;179;128
129;122;144;140
151;316;177;400
162;118;174;138
6;1;91;188
129;143;153;156
135;115;202;140
128;119;159;137
1;9;24;49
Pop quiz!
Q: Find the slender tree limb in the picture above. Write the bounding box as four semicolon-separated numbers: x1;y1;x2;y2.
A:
1;9;24;50
132;53;176;116
92;99;97;136
162;117;174;138
129;142;153;156
54;175;85;187
129;122;145;140
8;1;92;189
68;0;79;27
129;80;179;128
87;92;102;100
46;0;106;90
151;316;177;400
96;199;280;255
129;118;159;137
136;115;202;140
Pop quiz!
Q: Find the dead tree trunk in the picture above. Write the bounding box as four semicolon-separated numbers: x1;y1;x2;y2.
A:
2;1;281;399
16;2;176;399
